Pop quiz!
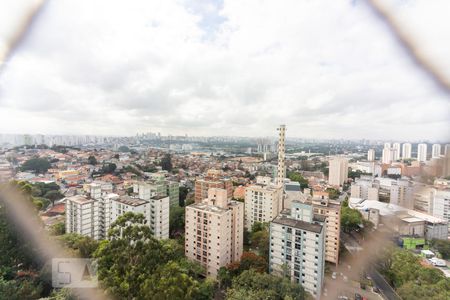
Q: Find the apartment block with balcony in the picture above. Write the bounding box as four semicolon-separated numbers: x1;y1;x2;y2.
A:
310;197;341;264
244;182;283;229
194;169;233;203
269;201;325;299
185;188;243;278
65;195;99;240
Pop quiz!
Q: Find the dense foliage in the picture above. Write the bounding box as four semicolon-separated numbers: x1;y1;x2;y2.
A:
0;190;50;299
340;197;362;232
87;155;98;165
286;171;309;190
160;154;173;172
325;187;340;200
429;239;450;259
94;212;214;300
380;248;450;300
226;269;306;300
20;158;51;174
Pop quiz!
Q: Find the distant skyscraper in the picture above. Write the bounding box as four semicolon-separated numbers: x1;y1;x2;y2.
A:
328;157;348;186
392;143;401;161
382;147;395;164
367;149;375;161
432;144;441;158
402;143;412;159
384;142;391;149
445;144;450;156
276;125;286;186
417;143;428;162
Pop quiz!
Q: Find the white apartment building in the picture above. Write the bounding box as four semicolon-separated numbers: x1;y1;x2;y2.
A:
414;185;436;214
310;196;341;264
350;177;379;201
432;144;441;158
417;143;427;162
382;147;397;164
245;183;283;229
269;201;325;299
65;195;100;239
390;179;414;209
402;143;412;159
185;188;244;278
65;183;170;240
367;149;375;162
432;189;450;232
109;195;170;239
393;143;401;161
384;142;391;149
445;144;450;156
328;157;348;186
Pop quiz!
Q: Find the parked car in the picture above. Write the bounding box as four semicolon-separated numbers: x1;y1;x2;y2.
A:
354;293;363;300
373;286;380;293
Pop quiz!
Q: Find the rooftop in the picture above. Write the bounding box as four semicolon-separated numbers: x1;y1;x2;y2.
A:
188;202;229;214
65;195;94;205
114;196;147;206
272;215;323;233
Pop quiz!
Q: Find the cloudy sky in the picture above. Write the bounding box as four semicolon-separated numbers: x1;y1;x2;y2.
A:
0;0;449;141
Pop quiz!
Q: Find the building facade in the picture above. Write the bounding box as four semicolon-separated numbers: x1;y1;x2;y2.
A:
269;201;325;299
276;125;286;186
311;197;341;264
194;169;233;203
367;149;375;162
65;195;99;239
65;182;170;240
402;143;412;159
185;188;244;278
432;144;441;158
328;157;348;186
244;183;283;229
417;143;428;162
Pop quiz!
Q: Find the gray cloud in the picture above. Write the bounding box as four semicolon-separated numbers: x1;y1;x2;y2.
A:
0;0;449;141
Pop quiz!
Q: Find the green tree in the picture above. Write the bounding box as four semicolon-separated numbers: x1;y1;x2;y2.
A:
43;190;64;206
326;187;340;200
430;239;450;259
87;155;97;165
60;233;99;258
118;145;131;152
94;213;171;298
161;154;173;172
179;186;189;206
140;262;213;300
226;252;268;278
101;163;116;174
169;205;185;237
50;222;65;235
340;206;362;233
380;247;450;296
226;269;306;300
94;212;211;299
20;158;51;174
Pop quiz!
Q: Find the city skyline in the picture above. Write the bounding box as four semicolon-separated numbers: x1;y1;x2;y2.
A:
1;0;449;140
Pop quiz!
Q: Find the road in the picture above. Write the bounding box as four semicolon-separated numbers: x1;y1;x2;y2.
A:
341;231;402;300
367;268;401;300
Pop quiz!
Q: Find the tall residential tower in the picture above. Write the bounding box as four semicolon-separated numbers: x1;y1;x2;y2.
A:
276;125;286;186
